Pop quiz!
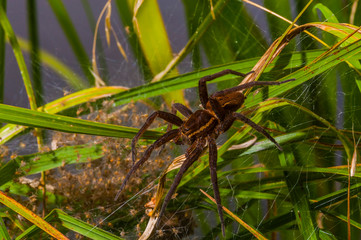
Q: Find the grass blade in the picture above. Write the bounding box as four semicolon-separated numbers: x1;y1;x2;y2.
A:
0;216;11;240
0;4;37;110
0;144;104;186
132;0;184;105
0;192;68;240
48;0;94;86
0;86;127;144
278;150;319;239
0;103;161;139
18;209;123;240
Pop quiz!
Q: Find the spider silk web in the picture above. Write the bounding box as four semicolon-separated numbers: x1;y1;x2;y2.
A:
2;0;361;239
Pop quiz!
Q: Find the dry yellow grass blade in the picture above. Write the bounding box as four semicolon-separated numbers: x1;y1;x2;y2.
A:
92;0;128;87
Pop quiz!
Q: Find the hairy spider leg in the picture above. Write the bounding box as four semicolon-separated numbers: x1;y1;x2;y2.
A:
115;129;180;201
131;111;183;164
208;136;226;237
214;78;295;97
233;112;282;151
157;103;194;155
155;138;206;229
198;69;255;108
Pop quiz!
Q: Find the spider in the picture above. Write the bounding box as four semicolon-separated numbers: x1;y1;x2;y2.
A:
115;69;294;236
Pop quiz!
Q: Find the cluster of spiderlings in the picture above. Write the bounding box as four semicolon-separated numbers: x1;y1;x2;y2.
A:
46;101;194;237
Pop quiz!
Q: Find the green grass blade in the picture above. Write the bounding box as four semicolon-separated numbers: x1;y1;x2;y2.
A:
0;86;127;144
0;216;11;240
18;209;123;240
155;0;231;81
0;4;37;110
48;0;94;86
131;0;185;105
0;144;104;186
111;49;324;106
0;103;161;139
313;3;339;23
110;26;361;108
278;150;319;239
324;211;361;230
237;183;361;238
0;192;68;239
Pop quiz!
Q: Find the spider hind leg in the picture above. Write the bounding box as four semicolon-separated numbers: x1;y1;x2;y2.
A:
208;136;226;236
131;111;183;164
115;129;180;201
155;138;206;230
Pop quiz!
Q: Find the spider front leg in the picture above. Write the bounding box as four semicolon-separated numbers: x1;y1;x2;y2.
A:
131;111;183;164
155;138;206;230
234;112;282;150
215;78;295;97
114;129;180;201
198;69;254;108
208;136;226;236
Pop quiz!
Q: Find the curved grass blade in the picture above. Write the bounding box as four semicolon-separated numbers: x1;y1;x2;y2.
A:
0;192;68;240
313;3;339;23
0;103;161;139
18;209;123;240
0;144;104;186
0;4;36;110
0;86;127;144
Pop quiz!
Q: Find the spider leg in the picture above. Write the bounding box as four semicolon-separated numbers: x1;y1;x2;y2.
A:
158;103;193;155
165;103;193;133
233;112;282;151
208;136;225;236
114;129;180;201
198;69;254;108
132;111;183;164
215;78;295;97
155;138;206;229
172;103;193;118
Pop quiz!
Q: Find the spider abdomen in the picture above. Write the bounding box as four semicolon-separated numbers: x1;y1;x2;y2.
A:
181;110;218;139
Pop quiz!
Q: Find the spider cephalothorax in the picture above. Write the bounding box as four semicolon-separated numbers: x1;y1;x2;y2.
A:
115;69;294;236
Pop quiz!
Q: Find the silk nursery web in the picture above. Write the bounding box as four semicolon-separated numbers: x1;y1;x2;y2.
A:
1;1;361;240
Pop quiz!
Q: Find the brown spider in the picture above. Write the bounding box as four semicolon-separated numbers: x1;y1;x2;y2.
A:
115;69;294;236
